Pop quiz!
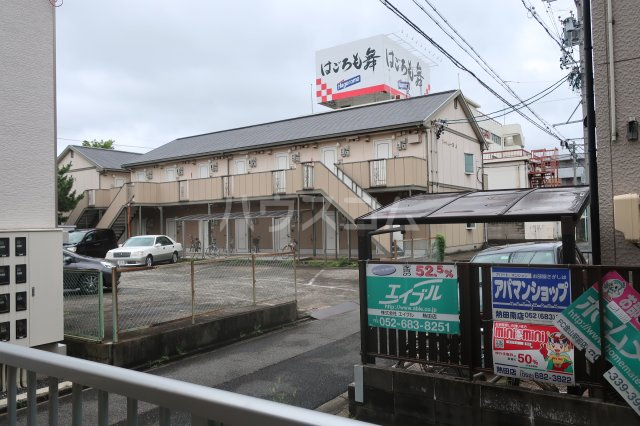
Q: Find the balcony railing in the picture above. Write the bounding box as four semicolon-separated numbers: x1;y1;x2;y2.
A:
338;157;427;189
0;343;366;425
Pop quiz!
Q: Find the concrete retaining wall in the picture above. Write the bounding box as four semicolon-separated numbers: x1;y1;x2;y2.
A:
65;302;297;369
349;365;639;426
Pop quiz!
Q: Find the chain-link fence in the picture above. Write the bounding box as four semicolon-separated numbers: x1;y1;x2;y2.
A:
63;270;105;341
115;252;296;337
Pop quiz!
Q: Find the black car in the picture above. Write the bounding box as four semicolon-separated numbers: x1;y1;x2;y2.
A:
64;228;118;258
63;249;120;294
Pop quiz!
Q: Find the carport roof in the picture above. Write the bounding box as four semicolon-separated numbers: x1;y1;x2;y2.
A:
176;210;298;221
357;186;590;224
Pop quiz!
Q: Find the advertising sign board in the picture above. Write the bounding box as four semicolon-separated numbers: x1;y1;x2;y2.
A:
315;35;431;106
492;321;575;385
491;267;571;324
553;271;640;415
366;263;458;334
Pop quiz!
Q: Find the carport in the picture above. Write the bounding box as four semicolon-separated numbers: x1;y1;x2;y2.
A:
176;210;299;254
356;186;590;265
355;186;590;364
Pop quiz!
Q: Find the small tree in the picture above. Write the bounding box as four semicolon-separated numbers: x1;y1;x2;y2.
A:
82;139;115;149
433;233;446;262
57;163;83;223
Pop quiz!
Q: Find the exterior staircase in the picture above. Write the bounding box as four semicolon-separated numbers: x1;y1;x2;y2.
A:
95;185;135;241
302;162;394;256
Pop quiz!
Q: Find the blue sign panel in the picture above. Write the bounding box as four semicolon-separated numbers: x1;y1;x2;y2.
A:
337;75;361;91
491;267;571;324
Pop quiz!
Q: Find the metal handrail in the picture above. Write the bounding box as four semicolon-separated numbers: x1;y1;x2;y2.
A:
333;167;380;210
0;343;369;425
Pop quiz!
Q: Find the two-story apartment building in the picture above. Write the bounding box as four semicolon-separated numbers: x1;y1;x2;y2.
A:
67;90;486;257
58;146;142;227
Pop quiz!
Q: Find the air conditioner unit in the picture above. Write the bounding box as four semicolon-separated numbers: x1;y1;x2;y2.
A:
177;167;184;176
210;162;218;173
248;157;257;168
340;147;350;157
145;170;153;180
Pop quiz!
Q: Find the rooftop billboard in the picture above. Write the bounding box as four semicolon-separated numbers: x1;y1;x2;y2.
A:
315;35;431;108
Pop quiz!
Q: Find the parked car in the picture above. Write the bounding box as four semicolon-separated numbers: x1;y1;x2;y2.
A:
470;241;587;265
63;249;120;294
105;235;183;267
64;228;118;258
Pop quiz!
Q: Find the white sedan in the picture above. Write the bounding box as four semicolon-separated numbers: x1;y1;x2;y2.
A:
106;235;183;267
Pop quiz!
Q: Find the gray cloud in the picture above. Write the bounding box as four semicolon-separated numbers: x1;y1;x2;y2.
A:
56;0;582;154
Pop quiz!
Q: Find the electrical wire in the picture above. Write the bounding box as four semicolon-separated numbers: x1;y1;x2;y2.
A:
417;0;565;139
446;75;568;124
381;0;564;141
520;0;579;68
542;0;563;40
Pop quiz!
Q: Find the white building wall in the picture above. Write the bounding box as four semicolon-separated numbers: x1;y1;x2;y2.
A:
0;1;56;229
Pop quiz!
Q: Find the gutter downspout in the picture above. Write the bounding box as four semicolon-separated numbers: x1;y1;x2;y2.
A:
607;0;616;142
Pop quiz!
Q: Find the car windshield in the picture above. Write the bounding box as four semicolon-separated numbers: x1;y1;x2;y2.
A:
123;237;155;247
67;231;88;244
472;253;510;263
510;250;555;264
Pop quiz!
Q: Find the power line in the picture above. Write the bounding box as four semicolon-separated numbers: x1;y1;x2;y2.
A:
417;0;565;139
57;137;154;151
381;0;564;141
447;75;568;124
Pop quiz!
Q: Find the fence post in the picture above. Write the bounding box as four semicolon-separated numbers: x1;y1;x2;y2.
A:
293;251;298;303
252;254;256;305
112;267;118;344
98;272;104;341
191;259;195;325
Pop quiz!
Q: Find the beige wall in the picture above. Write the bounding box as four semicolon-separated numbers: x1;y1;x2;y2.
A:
59;150;132;196
429;101;483;191
0;1;56;229
593;0;640;264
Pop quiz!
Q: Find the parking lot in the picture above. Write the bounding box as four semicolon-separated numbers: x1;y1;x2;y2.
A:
64;258;360;341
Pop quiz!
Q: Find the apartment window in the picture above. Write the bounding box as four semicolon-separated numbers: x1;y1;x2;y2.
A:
491;133;501;145
466;223;476;230
166;167;177;181
136;171;146;182
464;153;474;174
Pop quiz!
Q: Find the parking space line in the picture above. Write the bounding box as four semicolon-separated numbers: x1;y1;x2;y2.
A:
306;269;324;286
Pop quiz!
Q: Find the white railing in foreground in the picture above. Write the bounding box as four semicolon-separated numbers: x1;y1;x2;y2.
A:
0;343;369;426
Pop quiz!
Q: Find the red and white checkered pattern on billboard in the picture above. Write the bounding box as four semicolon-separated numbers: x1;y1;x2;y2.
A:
316;78;333;103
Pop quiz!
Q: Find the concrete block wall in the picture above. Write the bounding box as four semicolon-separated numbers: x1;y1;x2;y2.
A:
349;365;639;426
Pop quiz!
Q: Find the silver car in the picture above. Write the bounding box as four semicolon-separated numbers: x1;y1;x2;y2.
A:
105;235;183;267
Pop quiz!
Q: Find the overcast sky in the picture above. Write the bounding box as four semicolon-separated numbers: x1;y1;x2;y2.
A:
55;0;583;155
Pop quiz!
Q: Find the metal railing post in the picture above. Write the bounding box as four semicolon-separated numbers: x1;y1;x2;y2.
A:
27;370;36;425
72;383;83;426
252;254;256;305
191;259;196;324
7;366;16;424
49;377;59;426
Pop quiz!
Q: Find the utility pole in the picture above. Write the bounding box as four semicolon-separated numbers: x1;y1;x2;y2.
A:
582;0;601;264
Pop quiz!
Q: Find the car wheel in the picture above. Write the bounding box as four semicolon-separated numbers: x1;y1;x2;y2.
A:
81;274;99;294
145;255;153;267
171;251;178;263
